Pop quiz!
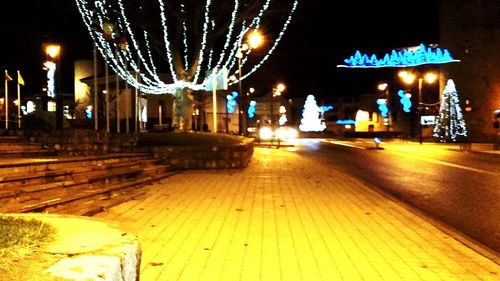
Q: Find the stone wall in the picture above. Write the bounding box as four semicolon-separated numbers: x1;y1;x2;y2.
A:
36;129;254;169
150;143;254;170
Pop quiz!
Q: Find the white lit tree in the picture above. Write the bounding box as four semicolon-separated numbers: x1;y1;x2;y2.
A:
299;94;326;132
75;0;298;130
433;79;467;142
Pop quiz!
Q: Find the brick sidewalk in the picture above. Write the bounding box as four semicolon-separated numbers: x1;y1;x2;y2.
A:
94;147;499;281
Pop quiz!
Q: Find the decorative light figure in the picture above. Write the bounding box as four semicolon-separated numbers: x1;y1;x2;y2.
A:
376;99;389;117
248;100;256;118
279;105;287;126
226;91;238;113
433;79;467;142
44;61;56;98
398;90;412;113
299;94;326;132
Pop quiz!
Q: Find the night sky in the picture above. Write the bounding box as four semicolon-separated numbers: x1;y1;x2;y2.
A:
0;0;439;100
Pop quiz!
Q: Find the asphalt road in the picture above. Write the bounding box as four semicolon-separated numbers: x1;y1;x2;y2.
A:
290;138;500;254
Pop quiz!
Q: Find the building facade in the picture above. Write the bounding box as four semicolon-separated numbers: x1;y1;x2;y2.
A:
439;0;500;142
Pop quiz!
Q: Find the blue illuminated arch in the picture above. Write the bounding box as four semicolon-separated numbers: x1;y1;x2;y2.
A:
338;43;460;68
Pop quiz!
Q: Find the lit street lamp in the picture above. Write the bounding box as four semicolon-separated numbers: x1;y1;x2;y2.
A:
399;70;437;144
236;29;263;135
44;43;63;130
271;83;286;127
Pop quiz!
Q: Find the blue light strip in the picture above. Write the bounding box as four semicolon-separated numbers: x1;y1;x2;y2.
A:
338;43;460;68
336;119;356;125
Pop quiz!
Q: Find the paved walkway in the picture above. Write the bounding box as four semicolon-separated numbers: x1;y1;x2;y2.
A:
94;147;499;281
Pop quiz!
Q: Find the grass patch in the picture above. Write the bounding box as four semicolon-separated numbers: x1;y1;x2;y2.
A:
0;215;55;277
137;131;252;146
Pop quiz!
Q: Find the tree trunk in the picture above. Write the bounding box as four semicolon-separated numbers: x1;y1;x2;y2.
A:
172;88;194;131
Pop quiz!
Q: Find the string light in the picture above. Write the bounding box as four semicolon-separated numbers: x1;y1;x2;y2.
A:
75;0;299;95
338;43;461;68
433;79;467;142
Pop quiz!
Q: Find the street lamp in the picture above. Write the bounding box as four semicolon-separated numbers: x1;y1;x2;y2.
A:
399;70;437;144
44;43;62;130
236;29;263;135
271;83;286;127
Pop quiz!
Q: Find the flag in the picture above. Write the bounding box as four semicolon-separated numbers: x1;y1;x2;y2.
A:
5;70;13;81
17;71;24;85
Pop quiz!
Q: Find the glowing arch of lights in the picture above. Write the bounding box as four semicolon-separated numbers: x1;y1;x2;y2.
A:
338;43;460;68
75;0;299;95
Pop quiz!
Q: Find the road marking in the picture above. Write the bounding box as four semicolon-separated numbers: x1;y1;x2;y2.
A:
392;152;499;176
325;140;366;149
325;140;499;176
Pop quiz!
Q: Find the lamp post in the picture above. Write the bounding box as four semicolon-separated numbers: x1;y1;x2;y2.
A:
271;83;286;128
45;44;62;131
236;29;263;135
399;71;437;144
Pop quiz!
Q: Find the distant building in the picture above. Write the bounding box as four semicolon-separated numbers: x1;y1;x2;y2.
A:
76;60;174;132
439;0;500;142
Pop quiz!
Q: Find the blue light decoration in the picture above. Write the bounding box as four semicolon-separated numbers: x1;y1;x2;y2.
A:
336;119;356;125
248;100;256;118
85;106;93;119
398;90;412;113
320;105;334;112
226;91;238;113
337;43;460;68
376;99;388;117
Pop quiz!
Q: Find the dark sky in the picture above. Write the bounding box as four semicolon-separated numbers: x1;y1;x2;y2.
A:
0;0;439;100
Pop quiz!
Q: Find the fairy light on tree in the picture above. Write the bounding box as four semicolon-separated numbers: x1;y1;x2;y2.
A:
433;79;467;142
75;0;299;131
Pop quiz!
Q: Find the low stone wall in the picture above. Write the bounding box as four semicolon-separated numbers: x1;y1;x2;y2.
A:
150;142;254;170
37;130;145;156
36;130;254;169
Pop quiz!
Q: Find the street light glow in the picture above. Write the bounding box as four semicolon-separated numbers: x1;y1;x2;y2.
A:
424;72;438;84
398;71;416;84
377;83;388;91
276;83;286;93
247;30;263;49
45;44;61;59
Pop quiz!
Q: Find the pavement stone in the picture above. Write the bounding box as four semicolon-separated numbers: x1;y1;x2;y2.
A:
94;146;499;281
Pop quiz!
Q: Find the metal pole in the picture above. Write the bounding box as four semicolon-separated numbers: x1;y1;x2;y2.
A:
17;73;21;128
116;71;120;133
93;46;98;130
418;78;423;144
212;68;217;133
105;62;110;133
125;81;129;133
386;88;390;132
226;95;229;133
4;71;8;129
270;89;274;127
238;57;243;135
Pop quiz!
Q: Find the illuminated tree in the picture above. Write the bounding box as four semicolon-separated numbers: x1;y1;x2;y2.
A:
433;79;467;142
75;0;298;130
299;95;326;132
